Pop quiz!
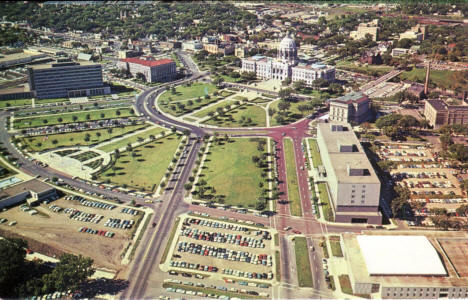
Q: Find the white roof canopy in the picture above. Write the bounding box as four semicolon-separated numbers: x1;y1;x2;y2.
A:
357;235;447;276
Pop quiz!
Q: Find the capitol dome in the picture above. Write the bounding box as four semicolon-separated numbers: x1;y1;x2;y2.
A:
277;32;298;64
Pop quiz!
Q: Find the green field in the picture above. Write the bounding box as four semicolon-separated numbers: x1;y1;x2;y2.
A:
0;99;32;108
308;139;323;167
158;82;218;102
97;126;168;153
159;95;224;117
294;237;313;288
20;124;148;152
329;236;343;257
14;107;134;129
335;60;394;76
204;104;266;128
318;183;334;221
284;139;302;217
100;134;181;192
199;138;268;209
192;100;236;119
35;97;69;105
399;68;455;90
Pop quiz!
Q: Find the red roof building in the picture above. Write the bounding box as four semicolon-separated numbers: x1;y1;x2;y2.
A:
117;57;176;83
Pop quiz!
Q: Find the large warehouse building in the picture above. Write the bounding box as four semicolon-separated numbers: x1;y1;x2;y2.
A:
342;234;468;299
28;61;110;99
316;122;382;224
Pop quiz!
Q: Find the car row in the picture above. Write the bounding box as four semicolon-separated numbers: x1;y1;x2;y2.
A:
121;207;139;215
169;260;218;273
78;226;115;238
185;218;249;232
65;208;103;223
65;195;116;210
180;227;266;248
221;267;273;280
104;218;134;229
177;242;272;266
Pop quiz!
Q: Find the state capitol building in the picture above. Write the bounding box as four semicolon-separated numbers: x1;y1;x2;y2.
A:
241;33;335;85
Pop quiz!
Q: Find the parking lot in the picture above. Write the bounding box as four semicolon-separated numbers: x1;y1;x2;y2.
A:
0;195;142;270
160;213;276;299
377;142;466;214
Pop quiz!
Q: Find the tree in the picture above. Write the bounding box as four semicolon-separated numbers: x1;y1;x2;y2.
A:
278;88;292;101
277;101;291;112
293;80;305;92
184;183;192;191
72;115;78;122
0;238;27;297
135;72;146;82
42;254;94;293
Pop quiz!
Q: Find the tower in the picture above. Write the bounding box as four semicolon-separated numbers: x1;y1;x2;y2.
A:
277;32;298;65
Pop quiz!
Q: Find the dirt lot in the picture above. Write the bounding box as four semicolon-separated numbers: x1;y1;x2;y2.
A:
439;239;468;277
0;196;140;270
169;216;275;280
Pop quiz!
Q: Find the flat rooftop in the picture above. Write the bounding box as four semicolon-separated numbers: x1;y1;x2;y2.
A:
0;52;40;63
0;179;54;200
318;122;380;184
331;91;369;105
357;235;446;276
343;233;468;288
29;60;98;70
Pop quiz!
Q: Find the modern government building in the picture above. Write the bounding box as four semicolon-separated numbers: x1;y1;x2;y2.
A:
241;32;335;84
117;56;176;83
28;60;110;99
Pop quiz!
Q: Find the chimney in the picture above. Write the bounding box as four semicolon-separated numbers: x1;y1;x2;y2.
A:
424;61;430;95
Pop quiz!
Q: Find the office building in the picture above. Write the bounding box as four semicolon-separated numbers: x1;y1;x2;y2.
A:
316;122;381;224
204;43;235;56
342;233;468;298
329;92;372;124
117;56;176;83
424;99;468;128
28;61;110;99
0;179;57;209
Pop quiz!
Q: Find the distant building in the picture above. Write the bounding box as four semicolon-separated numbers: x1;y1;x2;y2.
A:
28;61;110;99
407;84;425;99
350;19;379;41
329;92;372;124
158;41;181;50
0;50;47;69
399;24;427;41
424;99;468;128
391;48;410;57
235;46;248;58
360;51;382;65
0;179;57;209
316;122;382;224
241;32;335;84
203;43;235;56
118;50;143;59
182;40;203;52
117;57;176;83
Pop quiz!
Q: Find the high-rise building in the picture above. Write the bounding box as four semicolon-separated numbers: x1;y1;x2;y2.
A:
316;122;382;224
28;61;110;99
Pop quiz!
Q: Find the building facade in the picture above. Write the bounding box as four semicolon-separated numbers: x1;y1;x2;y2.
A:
316;122;382;224
117;57;176;83
424;99;468;128
241;33;335;84
350;20;379;41
204;43;235;56
28;61;110;99
329;92;372;124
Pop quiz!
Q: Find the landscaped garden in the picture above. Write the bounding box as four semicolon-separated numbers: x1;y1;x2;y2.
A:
20;124;148;152
97;126;168;153
203;104;266;128
158;82;218;102
197;138;270;210
293;236;313;287
14;107;135;129
191;100;237;119
308;139;323;167
284;138;302;217
318;182;334;221
99;134;181;192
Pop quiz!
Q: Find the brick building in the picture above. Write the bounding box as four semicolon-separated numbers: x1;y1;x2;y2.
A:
117;57;176;83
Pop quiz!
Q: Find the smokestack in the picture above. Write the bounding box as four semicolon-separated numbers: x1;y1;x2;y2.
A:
424;61;431;95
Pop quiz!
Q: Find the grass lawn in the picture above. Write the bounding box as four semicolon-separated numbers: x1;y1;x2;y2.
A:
14;107;135;129
97;126;168;153
321;240;329;259
70;151;100;162
335;60;393;76
0;99;32;108
203;104;266;128
318;183;334;221
100;134;181;192
270;100;308;127
308;139;323;167
199;138;268;209
159;95;224;117
338;274;353;295
329;236;343;257
275;250;281;282
171;53;182;68
35;97;69;105
399;67;455;90
20;124;148;152
192;100;236;119
293;237;313;288
283;139;302;217
158;82;218;102
160;217;180;264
